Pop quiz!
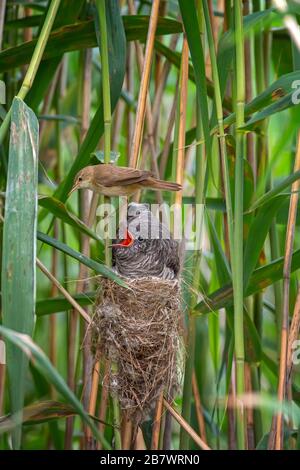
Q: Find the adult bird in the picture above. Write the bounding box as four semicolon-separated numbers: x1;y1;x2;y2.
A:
111;203;180;280
68;164;181;197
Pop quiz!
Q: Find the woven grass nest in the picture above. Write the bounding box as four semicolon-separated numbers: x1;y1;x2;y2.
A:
91;276;183;425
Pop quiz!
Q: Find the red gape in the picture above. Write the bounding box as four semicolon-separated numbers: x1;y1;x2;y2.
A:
110;229;134;248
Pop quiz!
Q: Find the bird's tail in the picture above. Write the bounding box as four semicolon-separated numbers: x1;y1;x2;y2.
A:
144;177;182;192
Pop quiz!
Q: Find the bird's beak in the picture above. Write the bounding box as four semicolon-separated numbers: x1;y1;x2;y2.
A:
68;183;79;198
109;230;134;248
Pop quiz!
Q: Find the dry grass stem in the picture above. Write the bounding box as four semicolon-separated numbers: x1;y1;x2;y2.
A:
129;0;160;168
275;131;300;449
163;399;211;450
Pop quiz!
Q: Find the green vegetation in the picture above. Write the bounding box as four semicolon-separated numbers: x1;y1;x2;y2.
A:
0;0;300;451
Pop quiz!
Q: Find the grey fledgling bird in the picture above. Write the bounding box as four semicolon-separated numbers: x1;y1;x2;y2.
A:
112;203;180;280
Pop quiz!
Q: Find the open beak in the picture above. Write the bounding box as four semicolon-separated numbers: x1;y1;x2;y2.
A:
109;229;134;248
68;183;79;198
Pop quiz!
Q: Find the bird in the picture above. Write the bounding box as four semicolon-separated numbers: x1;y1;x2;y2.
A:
111;203;180;280
68;164;181;198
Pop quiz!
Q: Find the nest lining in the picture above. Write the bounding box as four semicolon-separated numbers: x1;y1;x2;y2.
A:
91;276;183;424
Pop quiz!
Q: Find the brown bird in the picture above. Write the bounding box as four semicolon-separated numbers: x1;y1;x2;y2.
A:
68;164;181;197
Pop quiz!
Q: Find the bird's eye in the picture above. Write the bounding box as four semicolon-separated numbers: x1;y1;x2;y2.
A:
136;210;140;215
138;236;143;242
78;177;82;182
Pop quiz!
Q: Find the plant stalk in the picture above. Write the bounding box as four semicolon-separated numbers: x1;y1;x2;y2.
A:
275;131;300;449
96;0;121;449
233;0;246;449
0;0;61;144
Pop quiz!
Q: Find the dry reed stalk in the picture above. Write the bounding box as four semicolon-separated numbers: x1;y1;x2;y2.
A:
175;37;191;448
65;312;77;449
59;48;92;449
243;0;255;180
192;371;207;443
152;33;179;137
275;131;300;449
39;65;62;140
133;38;162;200
122;416;133;450
268;416;276;449
112;99;125;151
24;4;33;43
175;36;189;208
37;253;93;447
163;399;211;450
128;0;163;206
82;193;101;449
134;427;147;450
81;192;100;400
36;258;91;324
286;287;300;448
0;362;5;417
245;364;255;449
228;371;237;449
151;392;164;450
129;0;160;168
204;0;220;79
0;174;3;414
223;0;229;32
287;286;300;379
208;0;218;47
49;221;58;397
126;42;134;161
162;403;173;449
184;111;196;173
159;80;178;178
154;1;167;89
98;360;110;450
86;361;101;449
0;0;6;50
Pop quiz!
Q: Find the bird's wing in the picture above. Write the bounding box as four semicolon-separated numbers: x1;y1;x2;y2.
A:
96;166;154;187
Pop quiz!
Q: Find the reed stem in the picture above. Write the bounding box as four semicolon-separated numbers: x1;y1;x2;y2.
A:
0;0;61;144
96;0;122;449
275;131;300;449
129;0;160;168
233;0;246;449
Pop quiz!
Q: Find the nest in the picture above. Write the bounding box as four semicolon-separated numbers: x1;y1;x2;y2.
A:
91;276;183;424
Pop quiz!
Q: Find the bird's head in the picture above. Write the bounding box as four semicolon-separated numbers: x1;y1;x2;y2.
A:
111;204;152;251
68;166;95;197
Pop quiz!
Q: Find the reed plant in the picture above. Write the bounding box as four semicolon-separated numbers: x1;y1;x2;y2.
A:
0;0;300;451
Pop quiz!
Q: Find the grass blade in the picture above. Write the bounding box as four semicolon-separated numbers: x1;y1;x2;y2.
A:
53;0;126;203
178;0;211;165
0;17;181;74
37;231;126;286
1;97;38;448
0;325;111;449
244;196;286;290
250;170;300;211
38;196;102;242
36;292;96;316
195;248;300;314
